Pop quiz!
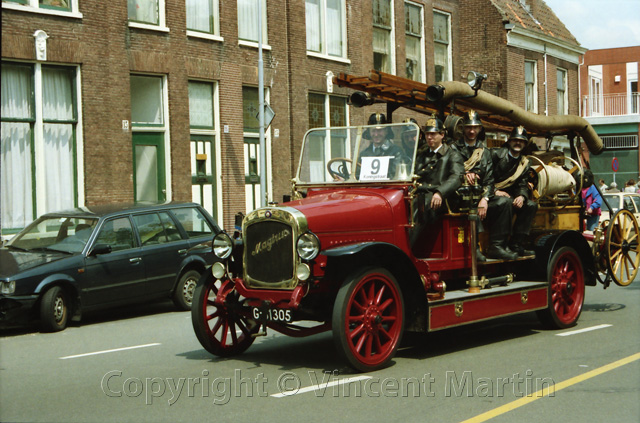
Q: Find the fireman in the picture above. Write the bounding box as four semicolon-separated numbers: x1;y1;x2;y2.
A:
410;116;464;255
359;113;409;179
451;110;517;260
492;126;537;256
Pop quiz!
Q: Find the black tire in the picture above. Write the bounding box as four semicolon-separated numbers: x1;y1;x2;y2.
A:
173;269;201;310
537;246;585;329
40;286;69;332
332;267;404;372
191;272;257;357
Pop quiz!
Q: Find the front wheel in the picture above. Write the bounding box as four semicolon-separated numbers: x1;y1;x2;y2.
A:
332;267;404;372
537;247;585;329
191;272;258;357
40;286;69;332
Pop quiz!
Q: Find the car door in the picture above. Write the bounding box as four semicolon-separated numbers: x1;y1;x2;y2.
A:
132;211;188;296
82;216;147;307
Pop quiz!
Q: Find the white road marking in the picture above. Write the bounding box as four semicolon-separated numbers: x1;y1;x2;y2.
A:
271;376;372;398
556;324;612;337
59;343;161;359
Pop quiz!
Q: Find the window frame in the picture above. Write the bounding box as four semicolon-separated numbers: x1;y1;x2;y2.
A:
404;1;425;82
556;67;568;115
186;0;223;42
237;0;270;49
1;61;83;234
525;60;538;113
433;9;452;83
305;0;348;62
372;0;396;75
2;0;82;18
128;0;169;33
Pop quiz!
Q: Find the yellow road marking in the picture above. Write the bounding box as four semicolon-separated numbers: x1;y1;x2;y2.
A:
461;352;640;423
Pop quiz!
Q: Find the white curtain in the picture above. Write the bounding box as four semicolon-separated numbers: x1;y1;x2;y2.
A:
130;76;163;125
186;0;211;32
42;67;75;213
128;0;158;24
326;0;342;56
238;0;260;42
1;65;33;229
305;0;321;52
136;145;159;202
189;82;214;127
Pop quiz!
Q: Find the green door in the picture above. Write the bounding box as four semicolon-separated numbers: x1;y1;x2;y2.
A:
133;133;166;203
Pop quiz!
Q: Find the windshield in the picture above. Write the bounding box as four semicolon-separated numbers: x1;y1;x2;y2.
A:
296;122;419;184
7;216;99;254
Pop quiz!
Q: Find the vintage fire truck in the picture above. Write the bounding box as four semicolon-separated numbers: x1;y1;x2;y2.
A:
191;71;639;372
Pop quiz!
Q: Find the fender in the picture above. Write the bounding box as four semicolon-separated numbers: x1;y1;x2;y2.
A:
34;273;78;294
536;231;596;286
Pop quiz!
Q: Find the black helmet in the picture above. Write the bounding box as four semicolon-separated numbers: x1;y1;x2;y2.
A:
423;116;445;133
461;110;482;126
508;125;529;142
368;113;389;126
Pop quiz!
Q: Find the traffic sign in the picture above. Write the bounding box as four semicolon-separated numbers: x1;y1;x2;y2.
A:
612;157;619;172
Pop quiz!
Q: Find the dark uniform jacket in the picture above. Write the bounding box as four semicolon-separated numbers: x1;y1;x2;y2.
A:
451;139;495;199
415;143;464;199
491;147;531;199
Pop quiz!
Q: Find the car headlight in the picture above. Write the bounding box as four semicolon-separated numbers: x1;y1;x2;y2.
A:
296;232;320;261
213;232;233;259
1;280;16;295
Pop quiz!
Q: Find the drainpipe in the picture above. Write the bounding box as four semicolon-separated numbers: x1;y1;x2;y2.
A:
544;44;548;116
578;54;585;116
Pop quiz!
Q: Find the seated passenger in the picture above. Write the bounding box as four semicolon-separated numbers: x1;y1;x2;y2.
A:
410;116;464;255
359;113;409;180
492;126;537;256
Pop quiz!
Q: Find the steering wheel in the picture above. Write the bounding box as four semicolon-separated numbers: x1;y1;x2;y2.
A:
327;157;353;181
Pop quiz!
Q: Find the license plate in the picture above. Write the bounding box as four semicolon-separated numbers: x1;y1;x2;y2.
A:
251;307;292;323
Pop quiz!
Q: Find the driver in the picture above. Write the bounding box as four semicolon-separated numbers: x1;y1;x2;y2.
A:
359;113;409;179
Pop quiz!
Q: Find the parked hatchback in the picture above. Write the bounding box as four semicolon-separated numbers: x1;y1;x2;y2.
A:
0;202;220;332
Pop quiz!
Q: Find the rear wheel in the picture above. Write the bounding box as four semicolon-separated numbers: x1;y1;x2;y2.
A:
537;247;585;329
332;267;404;372
191;272;257;357
605;209;640;287
40;286;69;332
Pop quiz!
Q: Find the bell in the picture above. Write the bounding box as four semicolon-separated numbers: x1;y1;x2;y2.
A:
395;162;410;180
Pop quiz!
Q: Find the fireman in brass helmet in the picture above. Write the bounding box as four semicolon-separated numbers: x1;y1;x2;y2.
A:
451;110;517;260
492;126;537;256
410;116;464;255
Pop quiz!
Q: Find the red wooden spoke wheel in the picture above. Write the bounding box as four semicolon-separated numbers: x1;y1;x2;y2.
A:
537;246;585;329
191;273;257;357
333;268;404;372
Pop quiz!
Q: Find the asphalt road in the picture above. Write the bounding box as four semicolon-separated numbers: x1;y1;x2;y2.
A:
1;277;639;423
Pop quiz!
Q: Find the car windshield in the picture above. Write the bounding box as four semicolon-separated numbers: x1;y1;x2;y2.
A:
7;216;99;254
296;122;419;184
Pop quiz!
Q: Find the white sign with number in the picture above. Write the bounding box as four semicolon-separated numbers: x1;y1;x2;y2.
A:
360;156;391;180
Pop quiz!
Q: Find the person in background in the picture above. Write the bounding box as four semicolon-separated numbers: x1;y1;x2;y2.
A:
598;179;608;193
607;181;620;193
624;179;636;193
582;169;602;231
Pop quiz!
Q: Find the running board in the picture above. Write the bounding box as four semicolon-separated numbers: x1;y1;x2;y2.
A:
428;281;548;331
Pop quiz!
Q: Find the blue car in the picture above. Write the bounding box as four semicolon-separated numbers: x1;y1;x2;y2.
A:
1;202;220;332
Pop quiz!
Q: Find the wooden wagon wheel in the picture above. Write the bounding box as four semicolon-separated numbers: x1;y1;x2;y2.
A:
605;208;640;287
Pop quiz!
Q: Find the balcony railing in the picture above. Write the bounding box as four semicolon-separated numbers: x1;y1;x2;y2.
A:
582;92;640;117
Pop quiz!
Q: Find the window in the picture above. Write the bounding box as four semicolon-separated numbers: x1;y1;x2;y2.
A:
172;206;214;237
242;86;271;211
373;0;394;74
95;218;135;252
557;68;567;115
1;62;79;233
2;0;81;15
588;65;603;116
433;10;451;82
306;0;346;58
525;60;537;112
308;93;348;181
128;0;166;29
186;0;219;37
238;0;268;45
130;75;168;203
189;81;219;219
405;2;424;82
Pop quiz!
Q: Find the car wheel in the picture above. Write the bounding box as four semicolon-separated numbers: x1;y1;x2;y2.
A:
173;270;201;310
40;286;69;332
332;267;404;372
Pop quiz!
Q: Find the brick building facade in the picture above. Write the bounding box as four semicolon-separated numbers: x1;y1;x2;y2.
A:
1;0;584;236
